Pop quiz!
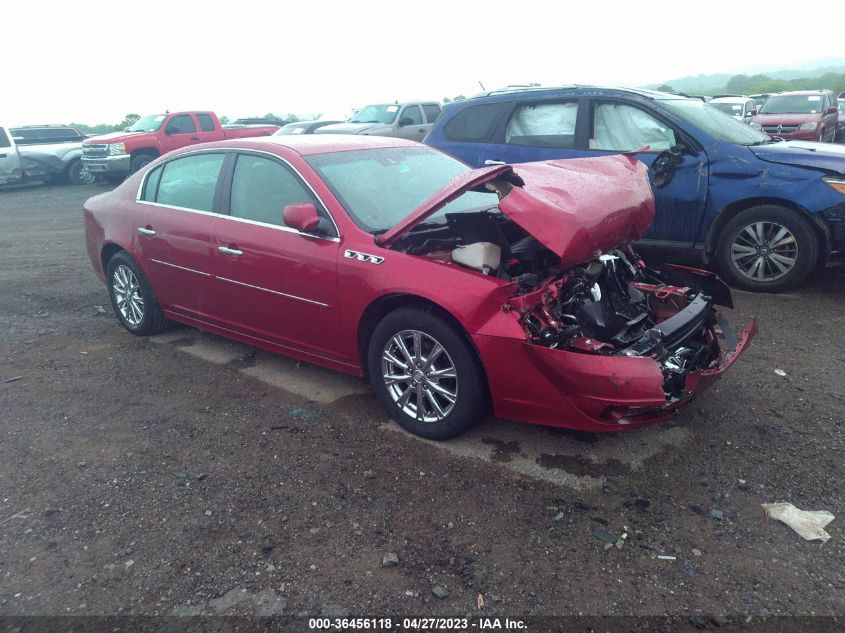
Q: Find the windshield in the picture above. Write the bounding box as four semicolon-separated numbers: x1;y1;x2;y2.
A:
305;146;498;233
127;114;167;132
759;95;824;115
659;99;770;145
711;102;744;116
350;104;400;124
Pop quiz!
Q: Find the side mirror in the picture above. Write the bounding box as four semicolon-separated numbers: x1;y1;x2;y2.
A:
398;116;413;127
750;108;757;116
283;203;320;233
165;126;181;135
828;106;838;114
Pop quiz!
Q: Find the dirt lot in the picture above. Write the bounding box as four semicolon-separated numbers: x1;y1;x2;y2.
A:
0;183;843;622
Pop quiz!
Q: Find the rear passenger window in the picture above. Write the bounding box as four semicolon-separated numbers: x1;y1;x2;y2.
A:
229;154;326;231
443;102;509;142
155;153;225;211
0;128;10;148
422;104;441;123
142;165;163;202
505;102;578;148
197;113;216;132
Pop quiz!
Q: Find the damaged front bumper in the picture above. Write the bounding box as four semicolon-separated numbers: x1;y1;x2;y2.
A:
473;316;757;433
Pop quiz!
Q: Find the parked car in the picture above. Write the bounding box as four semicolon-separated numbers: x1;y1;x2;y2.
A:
836;97;845;143
424;86;845;292
708;96;757;123
81;111;279;181
749;93;771;110
315;102;442;142
83;135;756;439
750;90;839;142
233;117;289;127
0;124;93;186
275;120;343;135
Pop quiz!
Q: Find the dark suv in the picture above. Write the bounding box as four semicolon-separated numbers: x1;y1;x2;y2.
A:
424;86;845;292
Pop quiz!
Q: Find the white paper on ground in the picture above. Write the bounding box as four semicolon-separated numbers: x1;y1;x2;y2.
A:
762;502;834;542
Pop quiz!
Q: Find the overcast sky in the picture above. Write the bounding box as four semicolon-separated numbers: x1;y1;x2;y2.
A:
6;0;840;125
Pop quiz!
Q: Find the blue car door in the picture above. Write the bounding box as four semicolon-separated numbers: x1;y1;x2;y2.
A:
575;100;709;244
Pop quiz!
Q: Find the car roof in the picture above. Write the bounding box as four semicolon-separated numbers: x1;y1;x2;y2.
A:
769;90;831;96
461;85;687;104
186;134;420;156
710;96;750;103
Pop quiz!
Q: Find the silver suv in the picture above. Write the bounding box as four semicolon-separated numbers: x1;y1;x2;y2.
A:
315;102;441;142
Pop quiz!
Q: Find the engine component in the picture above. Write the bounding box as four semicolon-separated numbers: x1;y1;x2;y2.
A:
452;242;501;275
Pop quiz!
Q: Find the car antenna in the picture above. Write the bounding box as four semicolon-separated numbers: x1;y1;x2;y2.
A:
478;81;486;91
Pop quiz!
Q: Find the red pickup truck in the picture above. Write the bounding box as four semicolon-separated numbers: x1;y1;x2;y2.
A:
81;111;278;180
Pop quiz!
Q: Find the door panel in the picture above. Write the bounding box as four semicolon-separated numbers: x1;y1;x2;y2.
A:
0;127;22;185
212;221;340;358
396;105;428;141
161;114;200;153
134;204;220;318
134;152;226;319
210;152;340;358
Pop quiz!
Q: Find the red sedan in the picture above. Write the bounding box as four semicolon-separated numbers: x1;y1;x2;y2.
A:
84;135;756;439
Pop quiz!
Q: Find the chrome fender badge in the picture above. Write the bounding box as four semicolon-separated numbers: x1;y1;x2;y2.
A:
344;249;385;265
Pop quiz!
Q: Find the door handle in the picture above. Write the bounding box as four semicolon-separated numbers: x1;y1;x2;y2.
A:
190;136;200;141
218;246;243;257
137;227;156;236
484;159;506;165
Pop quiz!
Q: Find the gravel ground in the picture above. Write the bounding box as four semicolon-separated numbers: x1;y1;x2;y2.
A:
0;183;843;622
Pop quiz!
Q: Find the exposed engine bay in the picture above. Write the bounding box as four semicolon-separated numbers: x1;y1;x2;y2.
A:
393;208;735;403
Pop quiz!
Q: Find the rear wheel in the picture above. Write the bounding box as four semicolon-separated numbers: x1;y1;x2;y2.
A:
106;252;168;335
367;307;489;440
715;205;818;293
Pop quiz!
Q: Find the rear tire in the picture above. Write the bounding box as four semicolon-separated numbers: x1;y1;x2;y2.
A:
715;205;818;293
367;307;489;440
106;252;168;335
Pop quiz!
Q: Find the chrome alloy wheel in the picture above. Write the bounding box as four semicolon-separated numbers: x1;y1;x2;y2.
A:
381;330;458;423
112;264;144;327
730;221;798;282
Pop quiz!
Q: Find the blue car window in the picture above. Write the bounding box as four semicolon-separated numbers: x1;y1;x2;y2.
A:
505;102;578;149
593;103;675;152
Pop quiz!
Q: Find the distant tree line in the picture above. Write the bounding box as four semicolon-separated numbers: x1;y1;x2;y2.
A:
657;72;845;97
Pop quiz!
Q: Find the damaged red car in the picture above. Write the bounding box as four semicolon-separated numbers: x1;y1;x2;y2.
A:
83;135;757;439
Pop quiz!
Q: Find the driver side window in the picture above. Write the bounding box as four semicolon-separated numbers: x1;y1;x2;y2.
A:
401;106;423;125
592;103;676;152
166;114;197;135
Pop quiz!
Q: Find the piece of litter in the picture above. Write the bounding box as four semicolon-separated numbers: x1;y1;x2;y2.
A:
553;512;565;522
774;369;787;377
657;555;676;560
591;527;616;544
3;376;23;383
79;351;88;355
762;502;834;542
708;508;725;521
477;594;484;610
95;305;106;314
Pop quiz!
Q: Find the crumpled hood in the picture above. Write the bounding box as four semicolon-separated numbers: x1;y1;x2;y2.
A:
314;122;383;135
749;140;845;175
379;155;655;269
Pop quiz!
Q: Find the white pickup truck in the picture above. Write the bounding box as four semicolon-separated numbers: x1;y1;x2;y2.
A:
0;125;92;186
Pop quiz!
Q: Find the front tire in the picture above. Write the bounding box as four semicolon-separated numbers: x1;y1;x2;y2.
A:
130;153;155;174
715;205;818;292
106;252;168;335
368;307;489;440
67;159;95;185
